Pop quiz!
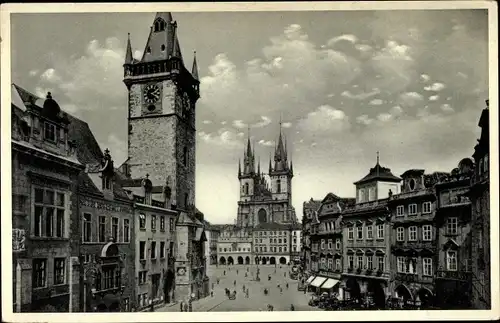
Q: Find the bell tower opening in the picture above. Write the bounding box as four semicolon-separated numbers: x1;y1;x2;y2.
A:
258;208;267;223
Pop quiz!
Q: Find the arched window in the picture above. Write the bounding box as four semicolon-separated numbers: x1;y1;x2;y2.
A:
277;179;281;193
183;146;188;166
244;183;249;195
154;19;166;32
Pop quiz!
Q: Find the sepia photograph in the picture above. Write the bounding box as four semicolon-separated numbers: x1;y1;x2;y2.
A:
1;1;498;322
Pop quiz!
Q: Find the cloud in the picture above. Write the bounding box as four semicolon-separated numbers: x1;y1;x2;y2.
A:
440;103;454;113
424;82;446;92
202;120;213;125
282;122;292;128
258;139;275;147
369;99;384;106
356;114;373;125
253;116;271;128
377;113;393;122
355;44;372;52
326;34;358;47
341;88;380;100
40;68;61;83
390;105;404;116
298;105;350;134
232;120;247;129
133;50;142;60
29;69;39;77
420;74;430;82
429;95;439;101
399;91;424;107
198;129;243;148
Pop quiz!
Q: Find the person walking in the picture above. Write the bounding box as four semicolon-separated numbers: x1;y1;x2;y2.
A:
211;290;214;297
233;280;236;287
180;301;184;312
223;270;226;276
188;301;192;312
237;269;239;275
290;304;295;311
286;283;289;289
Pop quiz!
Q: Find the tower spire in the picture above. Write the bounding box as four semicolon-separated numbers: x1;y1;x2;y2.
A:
238;158;241;177
125;33;133;64
258;157;261;175
171;22;181;59
192;50;199;80
269;152;272;174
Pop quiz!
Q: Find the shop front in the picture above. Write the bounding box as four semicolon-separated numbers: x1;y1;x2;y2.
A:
309;276;327;293
316;270;342;299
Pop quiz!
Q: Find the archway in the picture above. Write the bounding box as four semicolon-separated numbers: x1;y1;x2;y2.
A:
237;256;244;265
367;280;386;308
418;288;434;308
258;208;267;223
245;256;250;265
164;269;175;303
346;277;361;301
279;257;287;265
228;256;234;265
219;257;226;265
255;257;260;265
395;285;413;302
262;257;267;265
270;257;276;265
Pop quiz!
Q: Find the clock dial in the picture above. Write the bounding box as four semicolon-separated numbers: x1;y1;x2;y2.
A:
143;84;160;104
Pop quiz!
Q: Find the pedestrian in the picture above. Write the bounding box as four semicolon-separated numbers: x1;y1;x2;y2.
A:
211;290;214;297
286;283;289;289
237;269;239;275
180;301;184;312
223;270;226;275
243;285;246;292
290;304;295;311
188;302;192;312
217;278;220;284
234;280;236;286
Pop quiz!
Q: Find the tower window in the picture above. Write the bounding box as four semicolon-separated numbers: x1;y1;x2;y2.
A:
161;44;165;51
244;183;249;195
154;19;166;32
277;179;281;193
146;46;151;54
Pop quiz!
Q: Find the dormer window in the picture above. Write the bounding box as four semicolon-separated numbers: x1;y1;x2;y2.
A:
409;179;416;191
154;19;166;32
44;122;56;142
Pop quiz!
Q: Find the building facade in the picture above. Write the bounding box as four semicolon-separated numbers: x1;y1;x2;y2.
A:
387;169;439;308
469;101;491;309
217;226;253;265
12;86;85;312
434;159;474;309
122;12;208;303
301;199;321;273
207;225;221;266
341;160;401;308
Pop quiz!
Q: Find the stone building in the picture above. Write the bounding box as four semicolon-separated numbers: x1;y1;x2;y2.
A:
434;159;474;309
11;85;85;312
289;224;302;262
78;149;135;313
206;224;221;266
301;198;321;274
387;169;442;308
341;158;401;308
122;12;208;302
253;222;294;265
305;193;354;297
217;226;253;266
468;100;491;309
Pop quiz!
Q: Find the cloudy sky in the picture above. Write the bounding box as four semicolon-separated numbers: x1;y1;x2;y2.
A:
11;9;489;224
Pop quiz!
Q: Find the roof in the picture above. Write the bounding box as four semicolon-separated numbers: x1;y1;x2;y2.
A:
400;169;425;178
253;222;293;230
303;198;321;213
354;162;401;185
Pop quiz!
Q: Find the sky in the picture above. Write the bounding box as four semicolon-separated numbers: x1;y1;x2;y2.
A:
10;9;489;224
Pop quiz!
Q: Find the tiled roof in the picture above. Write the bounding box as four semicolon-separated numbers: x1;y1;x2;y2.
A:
253;222;292;230
354;162;401;185
303;198;321;212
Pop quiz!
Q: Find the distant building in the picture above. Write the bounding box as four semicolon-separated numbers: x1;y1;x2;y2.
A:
468;101;491;309
11;86;85;312
301;198;322;273
217;226;253;265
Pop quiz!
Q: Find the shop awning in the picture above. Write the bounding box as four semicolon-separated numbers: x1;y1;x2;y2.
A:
310;276;327;288
320;278;340;290
305;275;316;284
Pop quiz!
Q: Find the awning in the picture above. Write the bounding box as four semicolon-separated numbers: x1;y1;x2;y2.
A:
310;276;327;288
305;275;316;284
320;278;340;290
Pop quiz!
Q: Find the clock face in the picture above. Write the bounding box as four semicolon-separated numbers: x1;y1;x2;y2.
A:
143;84;160;104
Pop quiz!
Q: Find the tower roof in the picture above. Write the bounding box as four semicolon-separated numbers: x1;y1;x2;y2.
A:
141;12;180;63
192;51;199;80
354;154;401;185
125;33;133;64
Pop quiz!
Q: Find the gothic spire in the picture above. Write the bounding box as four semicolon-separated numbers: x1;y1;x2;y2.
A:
238;158;241;177
125;33;133;64
192;50;199;80
258;157;261;175
171;22;182;59
269;153;272;173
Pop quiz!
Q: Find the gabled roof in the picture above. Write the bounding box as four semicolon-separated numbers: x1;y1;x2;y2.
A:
354;162;401;185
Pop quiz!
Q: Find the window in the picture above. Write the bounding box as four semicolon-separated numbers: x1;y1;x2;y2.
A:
277;179;281;193
44;122;56;142
422;225;432;241
184;193;189;207
284;246;287;252
33;259;47;288
54;258;65;285
357;255;363;268
357;226;363;240
139;214;146;230
254;247;258;252
407;258;417;274
377;256;384;271
368;187;375;201
160;216;165;231
377;224;384;239
151;215;156;231
183;146;188;166
139;241;146;260
328;258;334;270
396;227;404;241
335;239;341;250
446;217;458;235
447;250;457;271
423;258;433;276
396;206;404;216
367;255;373;270
278;239;282;244
279;247;282;252
112;217;119;242
408;226;417;241
139;271;147;285
328;239;333;249
321;239;325;250
367;225;373;239
170;218;175;231
83;213;92;242
160;241;166;258
397;256;406;273
408;204;417;215
33;188;65;238
99;216;106;242
151;241;157;259
123;219;130;243
422;202;432;214
335;259;341;270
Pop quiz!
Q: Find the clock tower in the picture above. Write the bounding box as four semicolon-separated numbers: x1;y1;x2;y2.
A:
123;12;199;211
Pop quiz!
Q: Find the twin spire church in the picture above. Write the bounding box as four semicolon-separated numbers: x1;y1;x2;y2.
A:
236;126;298;227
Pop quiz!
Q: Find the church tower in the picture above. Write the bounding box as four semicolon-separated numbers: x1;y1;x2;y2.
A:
238;135;256;203
123;12;199;210
269;123;293;202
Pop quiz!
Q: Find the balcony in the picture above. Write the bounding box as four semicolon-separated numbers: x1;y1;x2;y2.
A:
436;270;472;282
